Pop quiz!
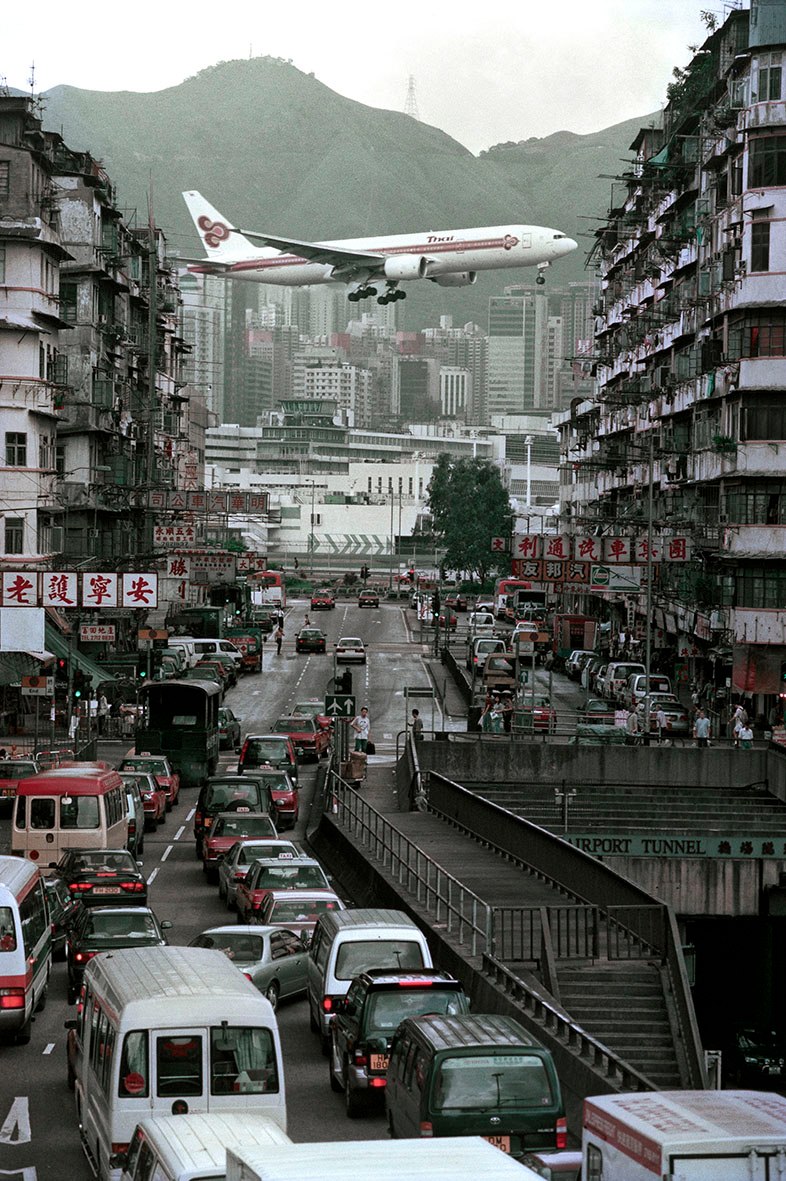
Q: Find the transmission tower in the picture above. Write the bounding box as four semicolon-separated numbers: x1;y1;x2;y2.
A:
404;75;420;121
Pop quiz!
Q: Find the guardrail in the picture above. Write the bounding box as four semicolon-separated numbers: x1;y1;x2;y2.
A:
330;769;491;956
491;903;665;963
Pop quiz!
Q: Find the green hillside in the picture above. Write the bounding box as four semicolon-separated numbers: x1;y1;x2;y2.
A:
38;58;658;328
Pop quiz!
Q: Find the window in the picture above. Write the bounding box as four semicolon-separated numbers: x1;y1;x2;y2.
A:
334;939;425;981
119;1030;149;1097
19;884;47;957
29;798;55;830
0;907;17;953
753;53;783;102
59;795;99;829
750;209;769;272
742;396;786;441
749;135;786;188
0;161;9;197
210;1025;278;1095
5;432;27;466
156;1034;203;1097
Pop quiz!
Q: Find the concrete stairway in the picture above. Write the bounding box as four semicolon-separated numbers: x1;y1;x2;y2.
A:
558;963;683;1089
469;781;786;835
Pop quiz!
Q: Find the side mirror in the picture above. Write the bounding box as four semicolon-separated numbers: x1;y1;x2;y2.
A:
64;1018;77;1030
49;862;58;869
136;861;144;869
161;920;173;930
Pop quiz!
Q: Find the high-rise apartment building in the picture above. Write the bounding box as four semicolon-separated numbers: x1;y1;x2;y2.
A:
487;289;549;420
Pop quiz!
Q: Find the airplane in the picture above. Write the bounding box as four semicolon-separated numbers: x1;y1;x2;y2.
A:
182;191;578;305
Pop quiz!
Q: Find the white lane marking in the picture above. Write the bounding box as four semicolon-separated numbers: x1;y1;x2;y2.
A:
161;845;173;862
42;1043;55;1056
147;867;159;886
0;1096;31;1143
174;824;186;840
186;807;196;822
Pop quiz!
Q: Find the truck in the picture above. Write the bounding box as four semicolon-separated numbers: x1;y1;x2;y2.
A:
225;625;264;674
166;605;226;638
582;1090;786;1180
227;1137;539;1181
552;614;598;669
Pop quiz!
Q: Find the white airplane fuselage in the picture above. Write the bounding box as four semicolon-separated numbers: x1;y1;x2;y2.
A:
187;224;576;286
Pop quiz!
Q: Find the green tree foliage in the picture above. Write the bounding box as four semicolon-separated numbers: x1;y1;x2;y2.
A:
427;456;513;581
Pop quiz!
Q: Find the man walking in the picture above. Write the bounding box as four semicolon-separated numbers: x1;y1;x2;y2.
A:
351;705;370;752
693;708;711;748
411;708;424;741
655;704;667;744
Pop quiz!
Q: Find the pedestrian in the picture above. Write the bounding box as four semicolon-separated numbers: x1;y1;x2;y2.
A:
739;722;754;750
625;709;640;746
490;698;504;734
614;706;628;731
68;709;80;740
97;693;109;736
501;692;514;734
275;609;285;630
655;705;667;744
274;625;284;656
693;708;711;748
411;708;424;741
730;702;747;746
351;705;370;752
479;700;493;733
304;614;311;627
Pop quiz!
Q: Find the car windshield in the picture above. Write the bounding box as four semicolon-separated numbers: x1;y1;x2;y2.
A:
206;784;262;810
121;759;167;775
339;638;362;647
74;851;136;872
299;631;323;640
366;989;466;1031
268;898;338;921
243;740;288;765
237;844;294;865
213;816;275;838
86;912;159;939
293;703;319;718
254;866;327;890
0;763;37;779
210;933;264;962
434;1054;553;1111
334;939;424;981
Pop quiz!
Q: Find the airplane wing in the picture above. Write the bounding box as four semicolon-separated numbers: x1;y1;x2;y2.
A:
232;227;386;272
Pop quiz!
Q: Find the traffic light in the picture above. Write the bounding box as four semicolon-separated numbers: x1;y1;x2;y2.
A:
780;661;786;697
56;657;68;682
360;564;370;580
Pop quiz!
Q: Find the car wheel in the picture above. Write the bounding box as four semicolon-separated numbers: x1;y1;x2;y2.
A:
321;1032;331;1058
158;810;166;825
67;1056;75;1092
309;1003;319;1033
14;1016;32;1046
264;980;279;1012
387;1112;397;1138
35;982;48;1013
165;798;172;812
206;867;218;885
344;1058;366;1117
218;882;226;902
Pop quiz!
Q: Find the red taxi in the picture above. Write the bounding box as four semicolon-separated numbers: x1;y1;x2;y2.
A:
310;588;336;609
119;753;180;810
235;856;330;923
272;716;330;762
119;771;167;831
201;810;278;883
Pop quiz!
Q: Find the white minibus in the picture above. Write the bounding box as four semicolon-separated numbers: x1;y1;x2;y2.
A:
11;766;128;869
0;855;51;1043
69;946;286;1181
121;1112;291;1181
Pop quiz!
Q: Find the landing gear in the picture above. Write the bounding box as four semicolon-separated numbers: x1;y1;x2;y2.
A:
536;263;549;286
347;285;378;303
377;285;406;306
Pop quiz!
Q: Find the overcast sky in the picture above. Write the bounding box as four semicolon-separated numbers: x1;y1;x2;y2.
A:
3;1;725;152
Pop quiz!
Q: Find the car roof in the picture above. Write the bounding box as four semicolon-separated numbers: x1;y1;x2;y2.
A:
265;888;339;901
250;856;320;868
338;637;363;644
355;969;461;988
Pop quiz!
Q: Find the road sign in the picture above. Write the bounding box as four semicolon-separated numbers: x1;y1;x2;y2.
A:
517;640;535;654
21;675;54;698
325;694;356;717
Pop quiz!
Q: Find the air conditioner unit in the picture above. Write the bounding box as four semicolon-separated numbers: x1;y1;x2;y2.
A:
49;526;65;553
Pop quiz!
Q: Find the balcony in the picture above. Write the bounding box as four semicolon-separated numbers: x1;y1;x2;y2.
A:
743;100;786;131
721;524;786;558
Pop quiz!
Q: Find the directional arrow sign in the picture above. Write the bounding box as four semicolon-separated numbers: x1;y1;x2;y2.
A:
325;694;356;717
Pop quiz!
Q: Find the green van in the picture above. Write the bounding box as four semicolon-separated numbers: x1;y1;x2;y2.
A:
385;1014;566;1160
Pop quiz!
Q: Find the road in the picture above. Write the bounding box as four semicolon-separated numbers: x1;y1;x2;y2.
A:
0;599;432;1180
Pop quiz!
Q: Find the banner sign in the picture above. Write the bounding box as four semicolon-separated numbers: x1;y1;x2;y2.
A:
0;573;158;609
80;624;116;642
513;534;692;563
148;490;268;513
568;833;786;859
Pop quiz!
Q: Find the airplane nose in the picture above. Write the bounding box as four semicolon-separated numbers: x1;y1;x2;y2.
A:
561;237;579;256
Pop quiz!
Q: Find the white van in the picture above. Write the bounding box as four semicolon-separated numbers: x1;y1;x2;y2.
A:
0;855;51;1043
307;908;432;1053
167;638;198;668
624;672;673;710
192;639;244;668
121;1113;291;1181
600;661;645;703
70;946;286;1181
467;611;496;637
227;1137;538;1181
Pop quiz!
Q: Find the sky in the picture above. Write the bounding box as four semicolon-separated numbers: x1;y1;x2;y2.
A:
2;1;733;152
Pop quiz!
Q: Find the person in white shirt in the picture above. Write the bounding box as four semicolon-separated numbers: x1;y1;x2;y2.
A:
655;706;667;743
351;706;370;752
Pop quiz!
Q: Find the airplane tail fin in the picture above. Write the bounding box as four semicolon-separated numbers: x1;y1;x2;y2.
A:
182;191;259;258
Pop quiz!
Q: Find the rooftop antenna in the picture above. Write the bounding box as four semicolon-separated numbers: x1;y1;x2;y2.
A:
404;75;420;121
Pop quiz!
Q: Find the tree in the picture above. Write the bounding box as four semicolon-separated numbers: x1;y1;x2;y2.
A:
426;457;513;582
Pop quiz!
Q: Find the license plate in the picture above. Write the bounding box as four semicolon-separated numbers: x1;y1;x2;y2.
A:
1;788;14;797
92;886;121;895
370;1053;389;1072
484;1135;511;1153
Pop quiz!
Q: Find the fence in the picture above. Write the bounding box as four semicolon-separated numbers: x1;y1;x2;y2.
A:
491;903;666;963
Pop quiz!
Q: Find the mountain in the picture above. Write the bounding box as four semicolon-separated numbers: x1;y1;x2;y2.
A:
38;58;658;328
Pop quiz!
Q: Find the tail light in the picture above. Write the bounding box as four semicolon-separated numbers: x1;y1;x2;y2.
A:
556;1117;567;1149
354;1052;367;1066
74;951;97;964
419;1121;433;1137
0;989;25;1010
233;872;245;881
69;882;93;893
204;817;213;830
120;881;144;893
322;995;339;1013
369;1077;386;1087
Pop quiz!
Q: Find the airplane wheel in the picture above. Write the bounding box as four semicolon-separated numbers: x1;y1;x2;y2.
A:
377;296;388;305
536;273;546;285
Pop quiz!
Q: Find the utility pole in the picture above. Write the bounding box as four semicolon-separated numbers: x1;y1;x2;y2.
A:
388;486;394;590
643;427;655;745
145;206;158;557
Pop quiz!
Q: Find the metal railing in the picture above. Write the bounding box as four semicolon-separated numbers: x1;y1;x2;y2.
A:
491;903;665;964
329;770;491;956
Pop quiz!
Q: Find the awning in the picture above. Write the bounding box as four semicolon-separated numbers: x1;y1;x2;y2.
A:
44;623;116;687
0;650;54;686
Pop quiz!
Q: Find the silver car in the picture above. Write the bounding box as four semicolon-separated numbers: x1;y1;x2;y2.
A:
189;924;308;1012
217;838;300;909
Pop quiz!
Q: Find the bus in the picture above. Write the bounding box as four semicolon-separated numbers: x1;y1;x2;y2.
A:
0;856;52;1043
136;680;221;787
11;767;128;870
493;578;548;621
250;570;286;611
68;946;286;1180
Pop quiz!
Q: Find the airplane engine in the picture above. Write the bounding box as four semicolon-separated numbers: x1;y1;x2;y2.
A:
428;271;477;287
383;255;428;281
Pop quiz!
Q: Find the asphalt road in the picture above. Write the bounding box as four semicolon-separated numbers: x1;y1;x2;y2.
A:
0;599;430;1180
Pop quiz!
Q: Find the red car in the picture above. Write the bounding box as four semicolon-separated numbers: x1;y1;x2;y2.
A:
272;716;330;762
201;810;278;883
0;758;39;804
120;753;180;810
235;856;330;923
260;770;300;830
310;589;335;609
515;695;558;733
119;771;167;830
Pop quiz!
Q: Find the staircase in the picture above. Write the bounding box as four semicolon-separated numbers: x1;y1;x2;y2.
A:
558;963;683;1089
